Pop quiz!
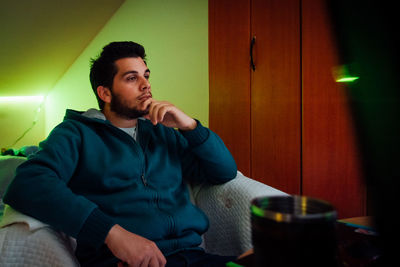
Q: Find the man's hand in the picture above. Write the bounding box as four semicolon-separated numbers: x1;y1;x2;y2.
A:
140;99;197;131
105;224;166;267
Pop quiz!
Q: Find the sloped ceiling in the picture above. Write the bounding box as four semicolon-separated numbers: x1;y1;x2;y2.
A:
0;0;125;97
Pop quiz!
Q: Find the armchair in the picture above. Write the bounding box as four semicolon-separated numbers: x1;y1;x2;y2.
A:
0;155;286;266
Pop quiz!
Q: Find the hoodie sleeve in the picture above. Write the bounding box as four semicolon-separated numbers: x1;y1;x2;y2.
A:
178;120;237;184
3;120;115;249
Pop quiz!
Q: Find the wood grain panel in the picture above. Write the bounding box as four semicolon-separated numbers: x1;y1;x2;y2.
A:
209;0;251;176
250;0;301;194
302;0;366;218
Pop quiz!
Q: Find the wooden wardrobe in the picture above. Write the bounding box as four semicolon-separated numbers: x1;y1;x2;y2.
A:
209;0;366;218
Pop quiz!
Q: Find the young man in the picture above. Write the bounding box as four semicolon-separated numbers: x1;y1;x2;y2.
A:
3;42;237;266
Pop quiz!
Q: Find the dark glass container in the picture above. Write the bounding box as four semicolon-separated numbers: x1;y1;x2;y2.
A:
251;195;338;267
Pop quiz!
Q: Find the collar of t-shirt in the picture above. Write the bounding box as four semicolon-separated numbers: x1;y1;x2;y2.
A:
82;108;138;141
118;126;137;141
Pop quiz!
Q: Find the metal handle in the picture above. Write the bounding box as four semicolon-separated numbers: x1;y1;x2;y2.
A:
250;36;256;71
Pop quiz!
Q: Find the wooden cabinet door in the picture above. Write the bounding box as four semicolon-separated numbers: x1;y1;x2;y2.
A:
209;0;251;176
209;0;366;218
251;0;301;194
302;0;366;218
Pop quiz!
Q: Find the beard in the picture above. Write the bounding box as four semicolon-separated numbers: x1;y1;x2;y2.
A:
110;91;150;119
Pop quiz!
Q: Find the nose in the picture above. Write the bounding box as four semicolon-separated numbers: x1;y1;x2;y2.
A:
140;77;151;92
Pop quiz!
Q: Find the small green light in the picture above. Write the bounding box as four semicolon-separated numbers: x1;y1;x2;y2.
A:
336;76;360;83
251;205;265;217
226;261;244;267
333;63;360;83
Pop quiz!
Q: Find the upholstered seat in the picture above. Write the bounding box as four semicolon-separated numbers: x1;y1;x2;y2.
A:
0;155;286;266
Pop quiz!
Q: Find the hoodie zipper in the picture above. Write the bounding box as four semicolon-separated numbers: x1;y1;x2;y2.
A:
125;134;147;187
105;123;148;187
100;119;177;239
135;143;147;187
141;173;147;186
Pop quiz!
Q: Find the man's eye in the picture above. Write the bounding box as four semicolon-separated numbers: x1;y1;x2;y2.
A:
127;76;137;81
145;75;150;80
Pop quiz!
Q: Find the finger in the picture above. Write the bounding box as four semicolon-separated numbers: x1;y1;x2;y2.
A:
147;101;159;124
157;105;172;124
157;102;175;124
139;98;153;112
159;256;167;267
150;102;169;125
150;102;161;124
156;250;167;267
148;257;160;267
139;256;150;267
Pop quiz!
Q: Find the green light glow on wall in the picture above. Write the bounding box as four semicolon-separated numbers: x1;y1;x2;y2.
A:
333;64;360;83
0;96;45;102
336;76;360;83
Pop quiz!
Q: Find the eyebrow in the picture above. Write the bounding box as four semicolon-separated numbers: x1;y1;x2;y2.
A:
122;69;150;77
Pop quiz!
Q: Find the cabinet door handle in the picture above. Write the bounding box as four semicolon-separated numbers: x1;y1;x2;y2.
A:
250;36;256;71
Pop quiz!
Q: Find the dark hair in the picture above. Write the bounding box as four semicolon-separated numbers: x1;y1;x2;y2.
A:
89;41;146;109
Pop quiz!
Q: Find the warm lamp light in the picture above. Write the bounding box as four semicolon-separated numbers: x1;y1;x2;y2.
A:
0;96;45;102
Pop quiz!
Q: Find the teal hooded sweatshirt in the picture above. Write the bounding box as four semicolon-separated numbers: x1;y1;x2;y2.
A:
4;109;237;264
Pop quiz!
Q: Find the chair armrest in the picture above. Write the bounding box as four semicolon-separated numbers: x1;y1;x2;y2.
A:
192;171;288;256
0;205;79;266
0;223;78;267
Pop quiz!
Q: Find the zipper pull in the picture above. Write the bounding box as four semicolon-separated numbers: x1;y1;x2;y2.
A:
141;173;147;186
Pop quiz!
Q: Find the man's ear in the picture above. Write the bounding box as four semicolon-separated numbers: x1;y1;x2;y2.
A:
97;86;112;104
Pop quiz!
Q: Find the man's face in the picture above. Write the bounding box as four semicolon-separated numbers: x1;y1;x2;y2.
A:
109;57;152;119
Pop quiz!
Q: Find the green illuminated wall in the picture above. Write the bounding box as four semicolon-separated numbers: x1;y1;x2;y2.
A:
0;100;45;149
45;0;208;134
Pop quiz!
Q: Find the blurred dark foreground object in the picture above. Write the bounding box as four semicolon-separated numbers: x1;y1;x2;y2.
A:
250;195;338;267
328;0;400;265
336;218;381;266
233;216;382;267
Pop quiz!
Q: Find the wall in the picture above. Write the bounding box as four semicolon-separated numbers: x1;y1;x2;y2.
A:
45;0;208;134
0;98;45;149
